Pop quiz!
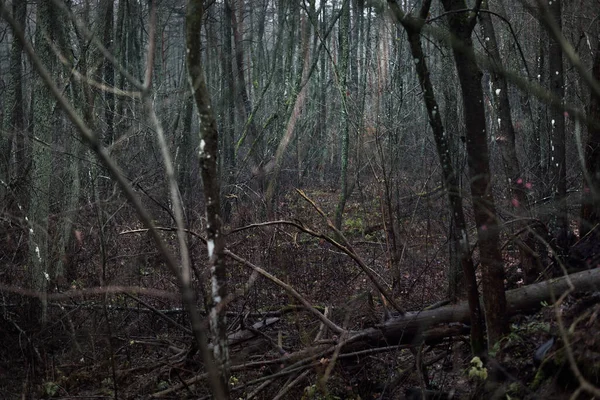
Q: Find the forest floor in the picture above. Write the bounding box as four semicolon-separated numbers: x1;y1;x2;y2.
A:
1;184;600;399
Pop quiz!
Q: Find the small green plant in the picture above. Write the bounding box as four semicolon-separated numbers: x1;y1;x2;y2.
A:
43;381;60;397
468;356;488;380
507;382;522;398
301;384;342;400
302;384;318;399
343;217;363;234
156;381;169;390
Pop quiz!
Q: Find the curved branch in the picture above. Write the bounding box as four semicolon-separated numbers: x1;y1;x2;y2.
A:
224;249;345;334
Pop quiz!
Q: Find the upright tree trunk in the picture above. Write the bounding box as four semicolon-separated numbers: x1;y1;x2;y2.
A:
334;0;351;230
442;54;465;301
115;0;127;132
388;0;485;355
318;1;329;182
547;0;569;250
478;1;540;283
54;20;81;284
221;0;237;222
265;12;312;213
479;2;525;209
441;0;508;348
228;0;260;174
177;97;195;211
100;0;115;145
186;2;229;396
29;0;63;323
581;42;600;238
535;25;549;180
1;0;27;201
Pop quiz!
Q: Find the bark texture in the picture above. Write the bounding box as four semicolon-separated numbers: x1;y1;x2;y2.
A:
547;0;569;248
581;42;600;238
186;1;229;396
441;0;508;348
388;0;485;355
362;268;600;347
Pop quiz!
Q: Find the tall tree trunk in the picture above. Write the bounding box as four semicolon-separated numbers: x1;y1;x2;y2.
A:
177;96;195;213
265;12;312;213
478;2;525;209
442;54;465;301
1;0;27;201
29;0;63;323
441;0;508;348
186;2;229;396
334;0;351;230
127;0;142;82
228;0;260;173
100;0;115;145
221;0;237;222
318;1;329;182
54;22;81;284
547;0;569;251
115;0;127;132
478;1;539;283
581;42;600;238
388;0;485;355
536;25;549;180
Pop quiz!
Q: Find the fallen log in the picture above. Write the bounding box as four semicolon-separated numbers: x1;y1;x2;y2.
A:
351;268;600;347
228;317;280;345
152;270;600;397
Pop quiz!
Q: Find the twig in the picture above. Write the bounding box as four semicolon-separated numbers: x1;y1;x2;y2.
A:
296;189;405;314
273;370;311;400
245;324;288;355
314;307;330;343
530;0;600;99
553;278;600;398
124;293;192;334
51;0;145;91
224;249;345;334
415;342;428;398
0;284;179;300
244;378;275;400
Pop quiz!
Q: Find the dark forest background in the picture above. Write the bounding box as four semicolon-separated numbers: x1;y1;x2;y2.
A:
1;0;600;398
